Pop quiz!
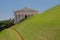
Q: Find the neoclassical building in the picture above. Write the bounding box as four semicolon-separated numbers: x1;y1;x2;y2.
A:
14;7;38;24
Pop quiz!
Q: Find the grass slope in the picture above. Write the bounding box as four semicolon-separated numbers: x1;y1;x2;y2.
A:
0;28;20;40
0;4;60;40
12;4;60;40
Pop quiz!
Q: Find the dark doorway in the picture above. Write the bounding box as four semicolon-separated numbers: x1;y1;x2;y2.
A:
25;15;27;18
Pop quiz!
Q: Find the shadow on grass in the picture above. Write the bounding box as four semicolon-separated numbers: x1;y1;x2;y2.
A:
0;18;27;32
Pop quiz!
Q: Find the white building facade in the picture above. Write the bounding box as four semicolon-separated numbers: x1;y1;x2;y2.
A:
14;7;38;24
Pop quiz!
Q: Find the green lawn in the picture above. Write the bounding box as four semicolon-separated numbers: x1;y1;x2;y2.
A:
0;4;60;40
0;28;20;40
12;4;60;40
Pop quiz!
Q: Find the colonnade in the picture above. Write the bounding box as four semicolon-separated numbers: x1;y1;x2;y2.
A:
14;14;33;24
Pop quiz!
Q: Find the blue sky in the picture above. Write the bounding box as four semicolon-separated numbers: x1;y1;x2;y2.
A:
0;0;60;20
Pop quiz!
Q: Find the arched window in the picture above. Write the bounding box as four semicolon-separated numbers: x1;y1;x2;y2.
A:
15;15;17;23
19;15;20;20
25;15;27;18
28;14;30;17
31;14;33;16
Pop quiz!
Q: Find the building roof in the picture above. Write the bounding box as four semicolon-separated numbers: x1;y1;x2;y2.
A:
14;7;38;12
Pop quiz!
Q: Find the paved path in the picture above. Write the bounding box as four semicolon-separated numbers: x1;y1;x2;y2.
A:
11;28;24;40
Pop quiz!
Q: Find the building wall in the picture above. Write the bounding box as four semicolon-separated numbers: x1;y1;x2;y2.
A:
14;11;37;24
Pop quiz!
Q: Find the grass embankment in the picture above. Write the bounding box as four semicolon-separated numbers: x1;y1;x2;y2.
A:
0;4;60;40
12;4;60;40
0;28;21;40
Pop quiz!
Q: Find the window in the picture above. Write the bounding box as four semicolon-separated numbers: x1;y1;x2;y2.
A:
25;15;27;18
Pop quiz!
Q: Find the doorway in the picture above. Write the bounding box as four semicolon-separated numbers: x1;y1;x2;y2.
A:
25;15;27;18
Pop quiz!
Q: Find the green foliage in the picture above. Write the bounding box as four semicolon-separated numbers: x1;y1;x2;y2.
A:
0;20;11;25
0;20;11;31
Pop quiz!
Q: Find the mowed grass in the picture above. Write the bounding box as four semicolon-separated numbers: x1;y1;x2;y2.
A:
0;28;20;40
0;4;60;40
12;4;60;40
